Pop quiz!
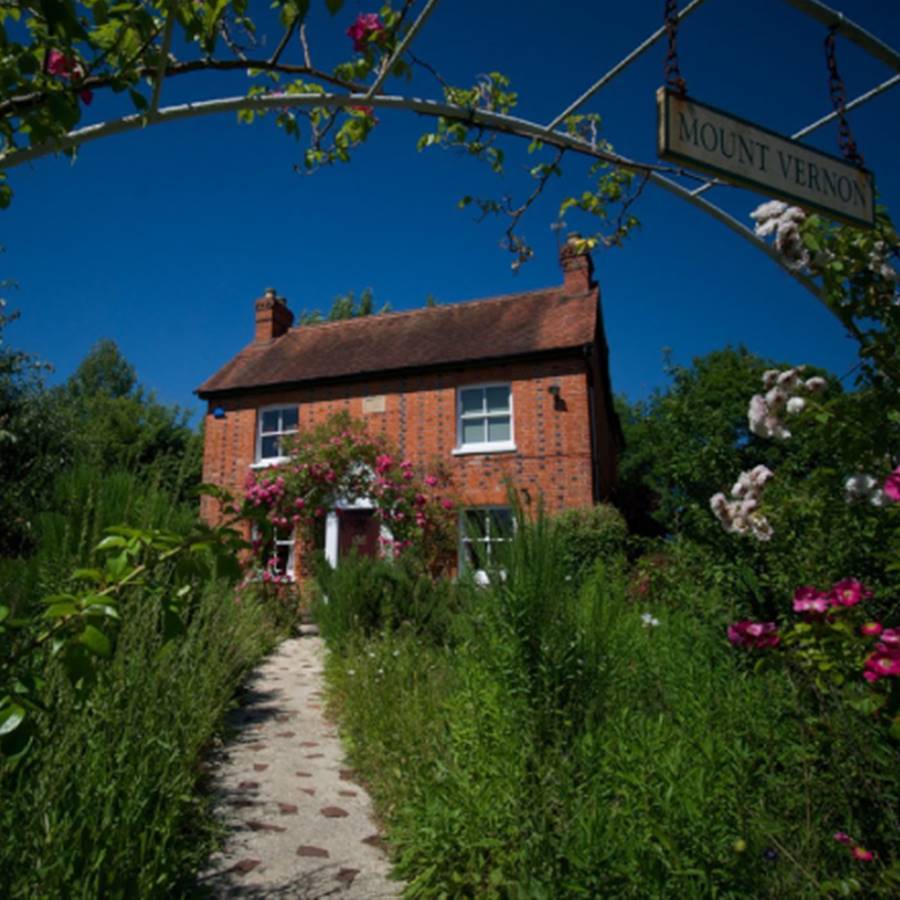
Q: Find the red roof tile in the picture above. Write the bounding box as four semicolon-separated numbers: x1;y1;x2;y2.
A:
196;286;598;396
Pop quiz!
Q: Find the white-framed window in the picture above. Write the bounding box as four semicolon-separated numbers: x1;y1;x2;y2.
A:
454;383;515;454
251;524;296;581
255;405;298;464
271;527;296;580
459;506;514;576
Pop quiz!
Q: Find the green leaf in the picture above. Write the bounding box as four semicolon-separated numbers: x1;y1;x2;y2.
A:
129;89;148;111
0;605;8;623
0;702;25;736
890;716;900;742
96;535;127;550
45;602;77;619
79;625;112;658
72;568;104;583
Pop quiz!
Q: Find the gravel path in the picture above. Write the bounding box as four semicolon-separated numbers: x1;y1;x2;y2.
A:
198;632;402;898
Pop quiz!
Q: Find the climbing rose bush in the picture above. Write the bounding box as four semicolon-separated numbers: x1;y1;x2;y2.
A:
241;412;456;577
709;464;774;541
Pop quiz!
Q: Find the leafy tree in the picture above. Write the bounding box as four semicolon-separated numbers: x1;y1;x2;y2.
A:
60;340;201;498
0;301;75;555
67;338;136;399
297;287;389;326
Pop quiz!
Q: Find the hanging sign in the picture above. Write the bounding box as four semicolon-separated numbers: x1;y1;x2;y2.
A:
656;87;875;228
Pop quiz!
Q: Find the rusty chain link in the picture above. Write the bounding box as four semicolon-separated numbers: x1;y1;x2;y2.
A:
825;25;864;167
664;0;688;96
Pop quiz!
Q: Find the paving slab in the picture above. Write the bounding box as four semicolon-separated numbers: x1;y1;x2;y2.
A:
198;635;402;898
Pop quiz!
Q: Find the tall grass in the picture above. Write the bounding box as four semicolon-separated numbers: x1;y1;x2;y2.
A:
323;511;900;897
0;464;198;619
0;464;286;897
0;581;278;898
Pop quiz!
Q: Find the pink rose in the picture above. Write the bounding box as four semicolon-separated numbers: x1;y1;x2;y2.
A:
884;465;900;502
793;586;830;615
880;628;900;647
47;49;76;77
347;12;384;52
441;498;454;511
863;647;900;679
727;620;780;649
424;475;438;487
829;578;872;607
861;622;883;637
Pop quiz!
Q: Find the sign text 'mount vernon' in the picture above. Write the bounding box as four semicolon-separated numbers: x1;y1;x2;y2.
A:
657;88;875;228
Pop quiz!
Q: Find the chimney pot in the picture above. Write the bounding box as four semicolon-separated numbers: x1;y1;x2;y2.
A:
254;287;294;343
559;233;595;294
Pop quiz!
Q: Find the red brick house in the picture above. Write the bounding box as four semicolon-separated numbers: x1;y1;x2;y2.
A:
196;239;622;577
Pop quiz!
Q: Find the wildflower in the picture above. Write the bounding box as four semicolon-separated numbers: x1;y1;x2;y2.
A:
863;646;900;680
727;620;780;649
845;473;878;503
793;586;830;616
830;578;872;608
880;628;899;647
851;847;874;862
833;832;852;845
347;12;384;52
861;622;883;637
640;612;660;628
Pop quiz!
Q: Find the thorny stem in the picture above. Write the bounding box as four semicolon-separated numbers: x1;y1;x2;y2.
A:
1;58;365;120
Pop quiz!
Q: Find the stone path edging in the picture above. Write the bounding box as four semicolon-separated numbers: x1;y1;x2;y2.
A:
198;633;402;898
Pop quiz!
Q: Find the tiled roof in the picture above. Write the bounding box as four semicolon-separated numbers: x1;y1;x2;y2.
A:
196;286;598;396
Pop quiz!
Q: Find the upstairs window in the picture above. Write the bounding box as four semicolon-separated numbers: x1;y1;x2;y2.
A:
256;405;298;463
456;384;514;452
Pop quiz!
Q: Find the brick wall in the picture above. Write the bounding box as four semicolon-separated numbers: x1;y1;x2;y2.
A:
200;354;604;529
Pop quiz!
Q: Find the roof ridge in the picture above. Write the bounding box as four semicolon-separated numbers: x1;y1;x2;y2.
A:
288;285;568;334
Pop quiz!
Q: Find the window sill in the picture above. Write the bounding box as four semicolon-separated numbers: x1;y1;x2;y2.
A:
451;442;517;456
250;457;290;470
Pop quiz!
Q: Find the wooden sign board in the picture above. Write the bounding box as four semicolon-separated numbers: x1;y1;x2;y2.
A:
657;87;875;228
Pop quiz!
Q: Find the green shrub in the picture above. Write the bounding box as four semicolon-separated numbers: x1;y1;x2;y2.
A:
322;508;900;898
552;502;628;585
312;551;465;650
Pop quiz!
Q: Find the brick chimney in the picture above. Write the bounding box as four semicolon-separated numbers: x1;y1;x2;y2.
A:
254;287;294;343
559;233;595;294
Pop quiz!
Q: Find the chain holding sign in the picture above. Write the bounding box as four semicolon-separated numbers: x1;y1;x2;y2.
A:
656;88;875;229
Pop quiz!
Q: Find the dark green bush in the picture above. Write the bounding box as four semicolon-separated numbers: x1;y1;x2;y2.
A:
312;551;464;650
552;502;628;585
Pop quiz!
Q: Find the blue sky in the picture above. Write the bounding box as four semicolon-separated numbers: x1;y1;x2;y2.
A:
3;0;898;417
